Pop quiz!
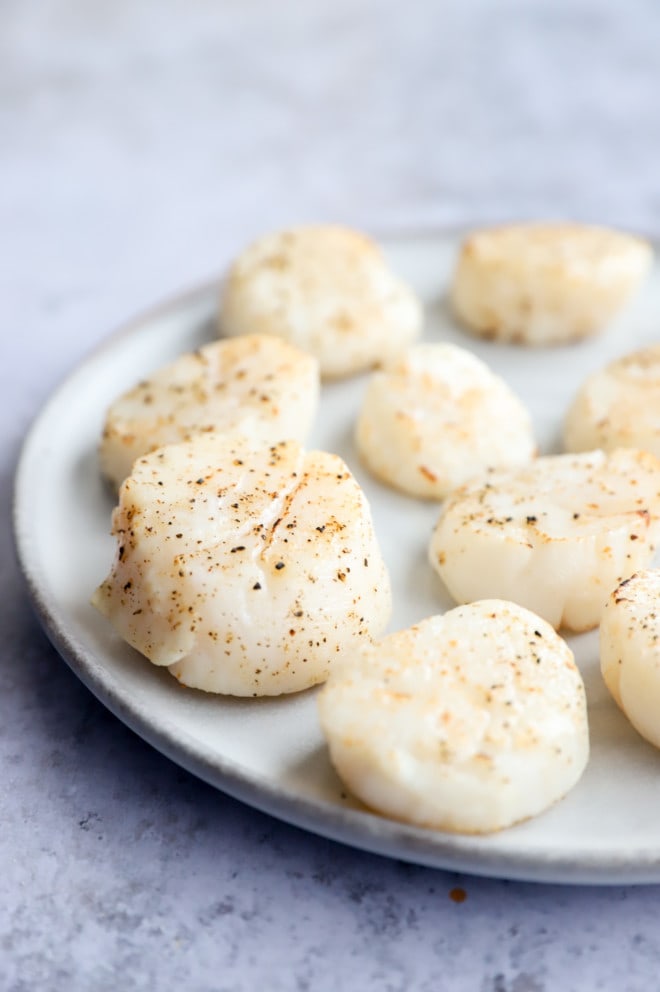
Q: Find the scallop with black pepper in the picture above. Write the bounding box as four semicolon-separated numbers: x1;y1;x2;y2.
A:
100;334;319;489
92;434;392;695
600;569;660;749
318;601;589;833
429;449;660;631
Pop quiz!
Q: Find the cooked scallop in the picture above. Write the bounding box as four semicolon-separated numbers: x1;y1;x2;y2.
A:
451;223;652;346
355;343;535;499
564;345;660;456
219;225;422;378
99;335;320;489
92;435;391;696
429;449;660;631
318;601;589;834
601;570;660;750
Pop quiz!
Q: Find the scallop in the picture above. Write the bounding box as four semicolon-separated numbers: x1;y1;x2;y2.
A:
429;449;660;631
99;334;319;489
318;601;589;834
219;225;422;378
451;223;652;346
92;435;392;695
600;570;660;750
355;343;535;499
565;344;660;456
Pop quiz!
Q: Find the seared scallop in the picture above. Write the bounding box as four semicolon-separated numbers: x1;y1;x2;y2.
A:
452;223;652;346
99;334;319;489
219;226;422;378
355;343;535;499
92;435;392;695
601;570;660;750
429;449;660;631
564;344;660;456
318;601;589;834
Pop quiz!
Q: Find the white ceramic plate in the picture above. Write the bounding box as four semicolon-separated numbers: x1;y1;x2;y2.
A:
15;231;660;884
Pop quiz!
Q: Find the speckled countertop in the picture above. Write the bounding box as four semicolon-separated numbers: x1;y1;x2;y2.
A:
4;2;660;988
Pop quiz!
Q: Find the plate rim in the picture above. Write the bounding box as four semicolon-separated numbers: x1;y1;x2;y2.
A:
13;230;660;886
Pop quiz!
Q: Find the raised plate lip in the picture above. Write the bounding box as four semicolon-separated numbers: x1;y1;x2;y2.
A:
13;231;660;886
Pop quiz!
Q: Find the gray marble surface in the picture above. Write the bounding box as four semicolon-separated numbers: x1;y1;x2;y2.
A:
4;1;660;988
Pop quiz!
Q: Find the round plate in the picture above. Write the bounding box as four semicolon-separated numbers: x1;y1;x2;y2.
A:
14;230;660;884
